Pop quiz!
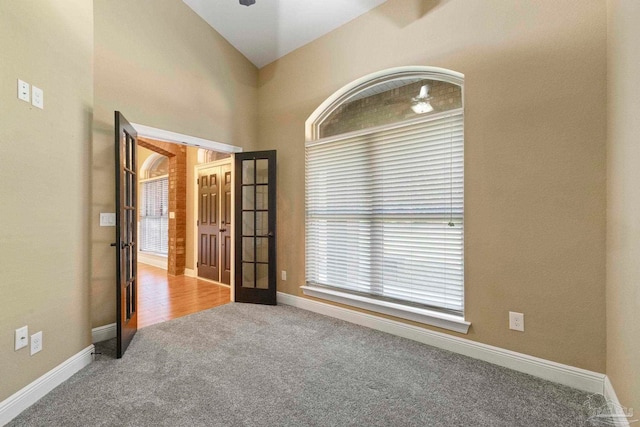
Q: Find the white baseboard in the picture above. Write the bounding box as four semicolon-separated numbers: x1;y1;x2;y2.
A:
0;345;94;426
91;323;116;343
277;292;605;394
184;268;196;278
138;253;167;270
603;376;635;427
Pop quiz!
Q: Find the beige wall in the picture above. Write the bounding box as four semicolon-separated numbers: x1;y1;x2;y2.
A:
258;0;607;372
0;1;93;401
606;0;640;412
91;0;258;327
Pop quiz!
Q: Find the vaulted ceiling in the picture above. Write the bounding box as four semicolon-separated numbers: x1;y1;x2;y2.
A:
183;0;387;68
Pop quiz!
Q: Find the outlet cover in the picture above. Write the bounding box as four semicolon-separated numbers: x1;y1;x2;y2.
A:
15;326;28;351
509;312;524;332
31;331;43;355
32;86;44;109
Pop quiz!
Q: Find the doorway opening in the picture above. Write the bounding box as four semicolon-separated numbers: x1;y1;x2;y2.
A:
132;131;236;329
114;117;277;357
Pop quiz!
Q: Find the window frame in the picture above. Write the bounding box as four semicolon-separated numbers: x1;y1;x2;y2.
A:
139;152;170;256
303;67;469;334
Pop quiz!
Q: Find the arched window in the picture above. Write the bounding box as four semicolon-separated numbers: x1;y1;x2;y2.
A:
303;67;468;333
140;153;169;255
197;148;231;164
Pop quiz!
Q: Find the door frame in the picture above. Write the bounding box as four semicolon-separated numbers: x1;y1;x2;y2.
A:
131;122;242;303
193;158;234;289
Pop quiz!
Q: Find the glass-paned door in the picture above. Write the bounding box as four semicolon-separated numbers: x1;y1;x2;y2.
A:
234;151;277;305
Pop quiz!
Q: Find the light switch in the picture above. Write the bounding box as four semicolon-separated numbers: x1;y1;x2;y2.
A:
169;212;175;219
18;79;30;102
100;213;116;227
32;86;43;109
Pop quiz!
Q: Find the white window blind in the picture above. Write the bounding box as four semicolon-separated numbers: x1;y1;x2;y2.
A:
305;110;464;315
140;177;169;254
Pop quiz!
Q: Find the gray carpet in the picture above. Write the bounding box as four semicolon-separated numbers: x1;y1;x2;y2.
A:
9;303;603;426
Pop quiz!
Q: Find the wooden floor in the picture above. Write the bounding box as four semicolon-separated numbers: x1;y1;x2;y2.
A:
137;263;230;328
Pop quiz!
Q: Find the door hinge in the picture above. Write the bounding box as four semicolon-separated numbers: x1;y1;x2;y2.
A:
196;262;199;267
197;220;199;226
197;178;199;184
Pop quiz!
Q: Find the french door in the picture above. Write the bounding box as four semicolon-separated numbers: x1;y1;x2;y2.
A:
114;111;138;358
234;151;277;305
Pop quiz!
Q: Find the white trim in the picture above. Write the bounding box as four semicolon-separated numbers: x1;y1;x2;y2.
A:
139;174;169;184
184;268;196;278
196;276;232;288
277;292;605;394
301;285;470;334
0;345;94;426
305;65;464;140
137;252;167;270
132;123;243;154
603;376;635;427
91;323;116;343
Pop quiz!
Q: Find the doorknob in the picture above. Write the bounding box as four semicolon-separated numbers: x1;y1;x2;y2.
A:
268;232;274;237
110;243;117;247
220;229;227;232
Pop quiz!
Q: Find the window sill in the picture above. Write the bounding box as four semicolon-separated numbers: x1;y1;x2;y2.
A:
139;251;168;258
300;285;470;334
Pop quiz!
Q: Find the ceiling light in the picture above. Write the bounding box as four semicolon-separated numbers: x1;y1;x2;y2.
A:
411;84;434;114
239;0;256;6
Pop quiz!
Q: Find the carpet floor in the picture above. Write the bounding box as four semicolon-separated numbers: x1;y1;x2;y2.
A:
9;303;603;426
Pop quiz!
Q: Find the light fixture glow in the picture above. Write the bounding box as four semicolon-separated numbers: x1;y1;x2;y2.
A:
411;102;434;114
411;84;434;114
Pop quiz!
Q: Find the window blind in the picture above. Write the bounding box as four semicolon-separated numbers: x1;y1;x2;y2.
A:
305;110;464;314
140;177;169;254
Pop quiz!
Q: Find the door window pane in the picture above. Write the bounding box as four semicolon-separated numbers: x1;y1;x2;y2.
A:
256;212;268;236
257;264;268;289
256;159;268;184
242;263;255;288
243;186;254;210
256;237;268;263
243;237;254;262
242;160;254;184
242;212;255;236
256;185;268;210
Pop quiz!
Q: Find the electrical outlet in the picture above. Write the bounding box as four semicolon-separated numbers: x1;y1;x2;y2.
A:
32;86;43;109
30;331;43;355
509;312;524;332
15;326;28;351
281;270;287;281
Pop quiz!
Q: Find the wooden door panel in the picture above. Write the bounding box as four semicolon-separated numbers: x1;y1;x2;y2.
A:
198;168;219;281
